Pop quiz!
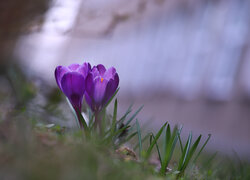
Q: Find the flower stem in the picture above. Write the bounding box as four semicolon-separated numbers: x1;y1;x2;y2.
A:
75;108;90;137
94;111;102;134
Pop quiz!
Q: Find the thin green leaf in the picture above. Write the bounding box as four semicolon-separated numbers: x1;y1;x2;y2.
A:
100;108;106;136
104;87;119;109
178;132;192;171
123;132;138;144
168;127;178;155
75;109;90;138
102;123;129;145
150;134;153;145
164;124;171;157
124;105;144;127
134;133;150;150
136;119;142;157
118;104;133;124
150;133;162;165
89;114;95;131
113;124;130;137
104;104;132;137
160;125;179;175
145;122;167;159
110;99;118;136
178;125;184;153
181;135;201;171
193;134;211;163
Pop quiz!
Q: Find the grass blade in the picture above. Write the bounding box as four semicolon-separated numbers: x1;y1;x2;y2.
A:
193;134;211;164
124;105;144;127
150;133;162;165
178;125;184;153
136;119;142;158
160;125;179;175
134;133;150;150
178;132;192;171
145;122;167;160
122;132;138;144
110;99;118;137
181;135;201;171
164;124;171;158
118;104;133;124
113;124;130;137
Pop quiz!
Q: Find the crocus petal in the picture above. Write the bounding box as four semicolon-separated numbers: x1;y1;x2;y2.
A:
97;64;106;76
61;72;85;110
68;63;80;71
84;92;94;111
93;77;108;106
91;67;100;78
78;62;91;77
86;73;94;97
103;73;119;104
103;67;116;80
84;64;119;112
55;66;69;90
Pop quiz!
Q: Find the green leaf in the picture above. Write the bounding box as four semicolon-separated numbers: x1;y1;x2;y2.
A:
181;135;201;171
124;105;144;127
104;87;119;109
122;132;138;144
160;125;179;175
145;122;167;160
178;125;184;153
149;134;153;145
118;104;133;125
150;133;162;165
136;119;142;158
164;124;171;158
103;103;132;137
112;124;130;137
134;133;150;150
193;134;211;164
94;108;107;137
110;99;118;137
178;132;192;171
168;127;178;158
75;109;90;138
89;114;95;131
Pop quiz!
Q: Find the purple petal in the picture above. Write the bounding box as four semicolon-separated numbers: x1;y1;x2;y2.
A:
91;67;100;79
78;62;91;78
84;92;94;111
103;73;119;104
55;66;69;90
93;77;108;105
97;64;106;75
103;67;116;80
85;73;94;97
61;72;85;110
68;63;80;71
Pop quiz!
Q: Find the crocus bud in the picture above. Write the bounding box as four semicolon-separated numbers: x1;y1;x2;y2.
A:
55;63;91;112
85;64;119;112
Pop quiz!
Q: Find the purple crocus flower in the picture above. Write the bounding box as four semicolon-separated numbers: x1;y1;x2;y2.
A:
85;64;119;112
55;63;91;113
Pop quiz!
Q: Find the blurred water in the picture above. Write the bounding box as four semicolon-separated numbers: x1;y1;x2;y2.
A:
16;0;250;159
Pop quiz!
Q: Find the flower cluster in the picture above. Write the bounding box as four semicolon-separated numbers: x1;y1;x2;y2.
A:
55;62;119;128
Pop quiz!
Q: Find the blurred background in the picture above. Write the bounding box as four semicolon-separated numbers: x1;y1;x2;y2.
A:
1;0;250;160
